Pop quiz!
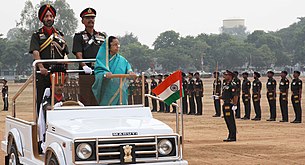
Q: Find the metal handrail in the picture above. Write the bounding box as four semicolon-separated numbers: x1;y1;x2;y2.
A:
12;74;33;117
32;59;96;120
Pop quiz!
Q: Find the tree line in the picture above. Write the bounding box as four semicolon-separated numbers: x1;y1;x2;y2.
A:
1;0;305;75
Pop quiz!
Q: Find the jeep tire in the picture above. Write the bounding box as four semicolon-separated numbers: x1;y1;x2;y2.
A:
47;154;59;165
8;144;21;165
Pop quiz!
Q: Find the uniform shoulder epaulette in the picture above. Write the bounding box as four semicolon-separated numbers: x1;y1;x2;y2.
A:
97;31;107;37
75;30;86;35
34;28;43;34
55;29;64;36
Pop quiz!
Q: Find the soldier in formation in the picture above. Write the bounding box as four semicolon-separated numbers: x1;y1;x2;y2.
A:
279;71;289;122
150;75;158;112
291;71;302;123
233;71;241;119
187;72;196;115
266;71;277;121
241;72;251;120
2;80;8;111
251;72;262;121
194;72;203;115
212;72;221;117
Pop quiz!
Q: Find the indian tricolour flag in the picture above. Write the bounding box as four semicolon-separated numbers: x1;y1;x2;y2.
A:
152;70;183;105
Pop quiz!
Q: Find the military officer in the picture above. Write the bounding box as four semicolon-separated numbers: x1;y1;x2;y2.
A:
163;74;171;113
29;4;69;115
241;72;251;120
194;72;203;115
72;8;107;106
291;71;302;123
233;71;241;118
182;72;188;114
279;71;289;122
251;72;262;121
2;80;8;111
266;71;277;121
212;72;222;117
150;75;158;112
134;76;143;104
217;70;238;142
187;72;196;115
144;75;149;107
128;79;135;105
157;74;165;112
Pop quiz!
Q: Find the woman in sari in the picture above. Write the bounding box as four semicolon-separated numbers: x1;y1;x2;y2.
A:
92;36;135;105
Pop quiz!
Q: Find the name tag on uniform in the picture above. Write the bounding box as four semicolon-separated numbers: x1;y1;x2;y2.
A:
280;82;284;85
268;82;271;85
293;82;296;85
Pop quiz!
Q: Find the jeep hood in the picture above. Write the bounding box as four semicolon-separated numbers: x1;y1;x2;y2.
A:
46;106;174;138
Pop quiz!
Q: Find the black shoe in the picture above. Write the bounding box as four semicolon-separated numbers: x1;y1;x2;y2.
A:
251;118;261;121
212;114;220;117
195;113;202;116
151;109;157;112
266;118;276;121
235;116;241;119
223;138;236;142
241;117;250;120
291;120;301;123
279;120;288;122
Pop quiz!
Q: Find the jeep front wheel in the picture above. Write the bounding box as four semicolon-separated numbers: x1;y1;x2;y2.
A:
8;144;20;165
47;154;59;165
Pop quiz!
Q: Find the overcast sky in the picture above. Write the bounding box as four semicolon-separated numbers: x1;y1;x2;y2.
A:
1;0;304;47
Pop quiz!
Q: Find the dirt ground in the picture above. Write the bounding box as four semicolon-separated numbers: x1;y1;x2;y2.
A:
0;77;305;165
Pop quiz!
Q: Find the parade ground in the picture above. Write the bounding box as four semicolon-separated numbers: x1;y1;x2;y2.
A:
0;77;305;164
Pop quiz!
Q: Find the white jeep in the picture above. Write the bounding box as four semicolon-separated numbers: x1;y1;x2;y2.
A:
1;59;188;165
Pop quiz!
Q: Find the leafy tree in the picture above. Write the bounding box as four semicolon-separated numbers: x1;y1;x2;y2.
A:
0;34;7;67
154;48;191;72
118;33;140;47
121;43;152;72
246;30;287;66
153;30;180;50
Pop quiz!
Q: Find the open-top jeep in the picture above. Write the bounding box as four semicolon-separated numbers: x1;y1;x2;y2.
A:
1;59;188;165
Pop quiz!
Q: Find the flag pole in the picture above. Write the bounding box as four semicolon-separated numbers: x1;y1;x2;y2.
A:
179;70;184;160
180;95;184;159
142;72;145;106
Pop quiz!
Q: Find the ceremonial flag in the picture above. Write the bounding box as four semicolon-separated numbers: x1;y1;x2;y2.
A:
152;70;183;105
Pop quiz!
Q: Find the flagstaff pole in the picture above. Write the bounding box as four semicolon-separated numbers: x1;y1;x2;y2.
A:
180;96;184;160
119;78;123;105
142;72;145;106
51;73;55;110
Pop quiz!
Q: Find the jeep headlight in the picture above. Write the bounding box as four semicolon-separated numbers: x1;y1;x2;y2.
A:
76;143;92;160
157;139;173;155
